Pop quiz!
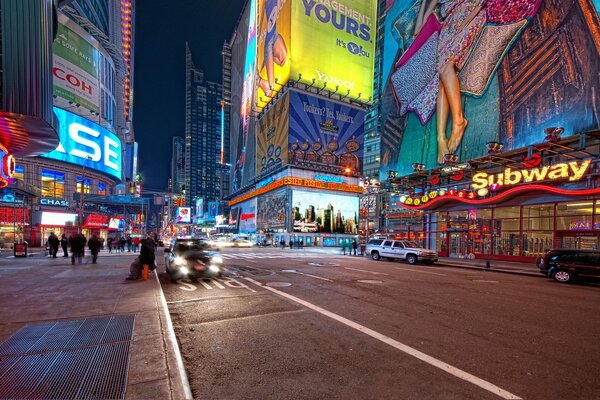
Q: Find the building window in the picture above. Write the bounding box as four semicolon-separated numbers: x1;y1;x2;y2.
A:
41;169;65;199
13;165;24;181
98;181;106;195
76;176;91;194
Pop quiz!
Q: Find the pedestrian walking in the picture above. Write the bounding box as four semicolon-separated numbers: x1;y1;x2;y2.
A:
107;237;113;253
88;234;102;264
133;237;140;252
341;241;347;255
280;239;286;249
126;236;133;252
119;237;126;252
352;239;358;256
289;239;294;249
60;233;69;257
298;238;303;248
48;233;60;258
69;233;85;265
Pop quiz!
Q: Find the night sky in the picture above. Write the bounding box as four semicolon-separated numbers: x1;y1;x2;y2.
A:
134;0;246;191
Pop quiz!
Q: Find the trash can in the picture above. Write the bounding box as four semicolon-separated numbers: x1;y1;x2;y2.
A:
14;242;28;257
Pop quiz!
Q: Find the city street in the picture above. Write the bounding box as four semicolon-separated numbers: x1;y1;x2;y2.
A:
160;247;600;400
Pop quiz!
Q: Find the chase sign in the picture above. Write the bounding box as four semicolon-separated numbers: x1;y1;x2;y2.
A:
41;107;122;180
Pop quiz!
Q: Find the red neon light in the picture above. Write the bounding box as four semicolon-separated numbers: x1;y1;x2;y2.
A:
399;185;600;210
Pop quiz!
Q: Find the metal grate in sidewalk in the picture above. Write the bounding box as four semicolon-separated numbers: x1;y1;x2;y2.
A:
0;315;135;399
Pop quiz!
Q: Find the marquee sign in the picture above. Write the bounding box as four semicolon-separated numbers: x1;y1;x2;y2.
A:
40;198;70;207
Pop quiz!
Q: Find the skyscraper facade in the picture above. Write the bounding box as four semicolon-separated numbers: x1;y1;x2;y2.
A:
170;137;185;194
184;44;224;208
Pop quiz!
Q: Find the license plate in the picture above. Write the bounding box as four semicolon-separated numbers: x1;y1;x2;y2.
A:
194;264;206;271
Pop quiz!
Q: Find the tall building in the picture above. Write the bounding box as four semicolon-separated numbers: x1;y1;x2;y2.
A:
170;137;185;194
184;43;224;209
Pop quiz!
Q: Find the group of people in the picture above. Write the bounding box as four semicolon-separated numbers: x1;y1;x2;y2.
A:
278;238;304;249
341;239;359;256
106;236;141;253
46;232;104;265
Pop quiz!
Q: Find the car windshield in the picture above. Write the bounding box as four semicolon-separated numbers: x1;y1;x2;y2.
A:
174;240;207;253
403;241;420;248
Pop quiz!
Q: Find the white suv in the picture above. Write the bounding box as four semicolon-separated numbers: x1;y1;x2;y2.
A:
365;239;438;264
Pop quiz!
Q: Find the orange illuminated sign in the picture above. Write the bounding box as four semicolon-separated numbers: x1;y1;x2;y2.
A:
229;177;362;206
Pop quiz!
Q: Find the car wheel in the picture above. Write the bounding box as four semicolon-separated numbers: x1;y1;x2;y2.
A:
371;251;381;261
406;254;418;265
552;269;574;283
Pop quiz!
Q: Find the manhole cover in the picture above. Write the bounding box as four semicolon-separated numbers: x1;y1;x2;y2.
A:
357;279;383;284
265;282;292;287
308;262;339;267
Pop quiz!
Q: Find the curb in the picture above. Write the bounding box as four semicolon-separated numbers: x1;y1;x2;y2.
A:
435;262;543;277
154;271;194;400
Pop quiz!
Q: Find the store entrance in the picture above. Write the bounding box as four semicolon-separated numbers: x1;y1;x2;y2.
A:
558;233;600;250
449;232;468;258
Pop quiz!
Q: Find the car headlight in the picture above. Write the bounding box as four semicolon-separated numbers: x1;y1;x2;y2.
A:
208;265;220;273
180;266;189;275
212;256;223;264
174;256;185;266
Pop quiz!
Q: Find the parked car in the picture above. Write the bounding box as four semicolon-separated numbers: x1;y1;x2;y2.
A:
365;239;438;264
164;238;223;282
537;249;600;283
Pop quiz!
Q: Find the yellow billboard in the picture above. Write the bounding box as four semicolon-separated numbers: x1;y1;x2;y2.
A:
290;0;377;103
255;0;292;110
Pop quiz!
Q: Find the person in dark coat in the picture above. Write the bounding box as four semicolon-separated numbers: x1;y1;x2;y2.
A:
352;239;358;256
127;239;156;280
88;234;102;264
60;234;69;257
69;233;85;265
48;233;60;258
107;237;113;253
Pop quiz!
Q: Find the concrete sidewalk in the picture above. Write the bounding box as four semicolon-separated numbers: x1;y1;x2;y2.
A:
436;257;542;277
0;254;191;399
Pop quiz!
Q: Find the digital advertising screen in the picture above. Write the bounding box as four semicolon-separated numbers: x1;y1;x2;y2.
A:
291;190;358;234
290;0;377;103
257;188;288;230
42;107;122;180
288;91;365;175
380;1;600;180
53;14;101;115
176;207;192;223
238;198;257;233
41;212;78;226
256;92;289;174
255;0;291;110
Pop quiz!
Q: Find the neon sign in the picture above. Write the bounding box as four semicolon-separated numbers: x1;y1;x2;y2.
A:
471;160;591;190
0;144;15;189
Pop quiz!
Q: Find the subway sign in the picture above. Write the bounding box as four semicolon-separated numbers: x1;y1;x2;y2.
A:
41;107;122;180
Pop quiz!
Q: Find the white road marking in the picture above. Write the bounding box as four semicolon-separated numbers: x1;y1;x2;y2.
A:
282;270;332;282
217;278;256;292
211;279;225;289
344;267;389;276
393;267;446;276
198;280;213;289
244;277;522;400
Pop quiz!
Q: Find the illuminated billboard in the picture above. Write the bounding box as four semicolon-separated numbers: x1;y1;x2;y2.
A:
288;91;364;175
53;14;101;115
42;107;122;180
291;190;358;234
380;1;600;179
290;0;377;102
255;0;292;110
238;198;257;233
257;92;289;174
176;207;191;223
41;212;77;226
257;188;288;230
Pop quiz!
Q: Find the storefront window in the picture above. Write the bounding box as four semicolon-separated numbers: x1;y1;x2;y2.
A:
522;205;553;231
76;176;91;194
523;231;553;257
98;181;106;195
494;232;521;256
556;202;593;231
41;169;65;198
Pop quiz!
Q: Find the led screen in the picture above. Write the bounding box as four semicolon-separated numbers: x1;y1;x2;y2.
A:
380;1;600;179
238;198;257;233
257;188;287;230
176;207;191;223
291;190;358;234
41;212;77;226
42;107;122;180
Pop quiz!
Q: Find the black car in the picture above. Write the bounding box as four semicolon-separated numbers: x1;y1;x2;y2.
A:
537;249;600;283
164;238;224;282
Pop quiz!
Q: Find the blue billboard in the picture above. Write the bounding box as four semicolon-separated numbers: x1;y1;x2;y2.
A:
41;107;122;180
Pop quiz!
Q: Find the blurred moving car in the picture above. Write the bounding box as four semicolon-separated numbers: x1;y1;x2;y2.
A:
164;238;223;282
231;238;254;248
537;249;600;283
365;239;438;264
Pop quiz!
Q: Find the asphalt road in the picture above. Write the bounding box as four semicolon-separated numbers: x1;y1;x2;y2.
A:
159;247;600;400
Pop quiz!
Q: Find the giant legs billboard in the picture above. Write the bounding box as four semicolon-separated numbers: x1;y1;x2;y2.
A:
380;0;600;179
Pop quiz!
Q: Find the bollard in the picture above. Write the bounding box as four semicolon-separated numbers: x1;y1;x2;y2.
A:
485;260;491;271
142;264;149;280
